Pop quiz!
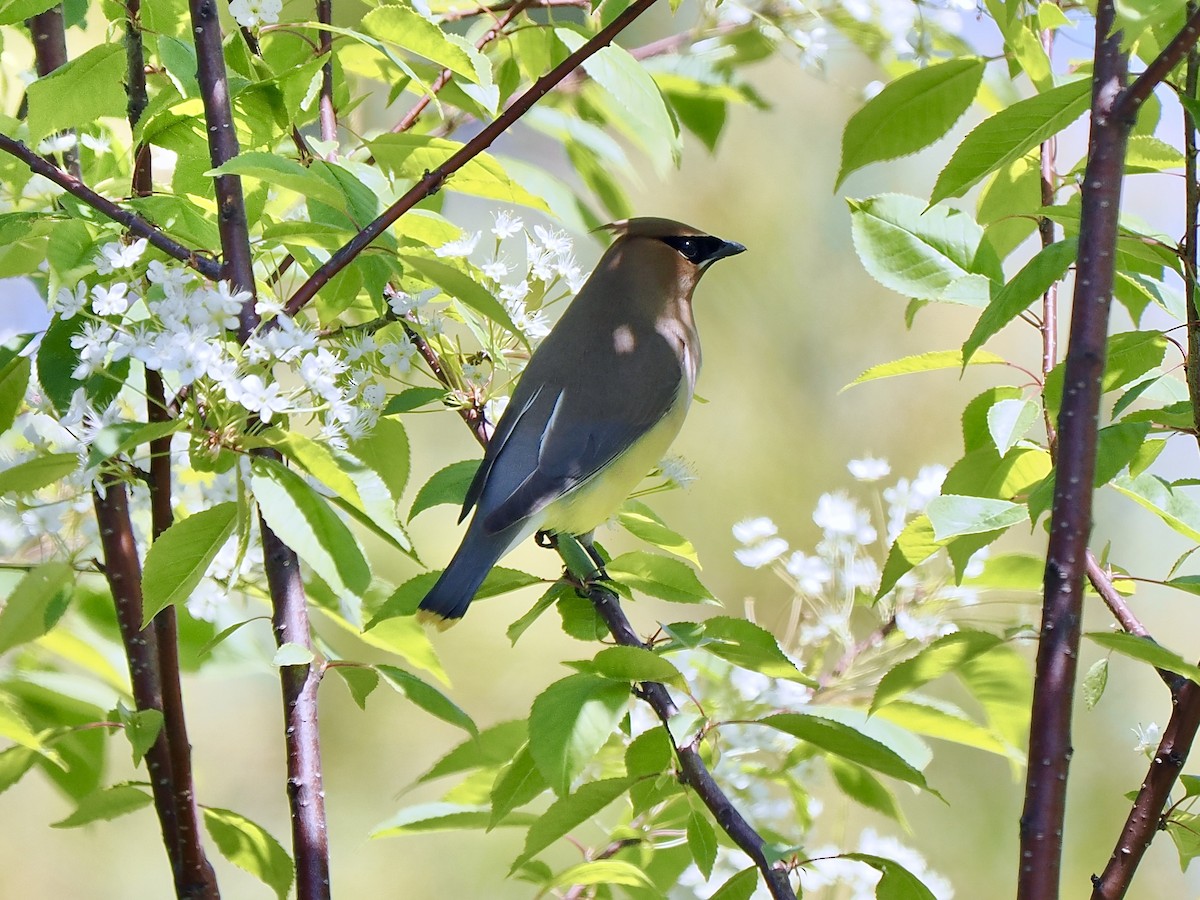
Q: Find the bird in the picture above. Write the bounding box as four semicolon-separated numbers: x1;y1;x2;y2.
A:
417;217;745;626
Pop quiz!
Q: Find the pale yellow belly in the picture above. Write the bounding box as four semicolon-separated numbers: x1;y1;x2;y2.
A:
539;391;690;536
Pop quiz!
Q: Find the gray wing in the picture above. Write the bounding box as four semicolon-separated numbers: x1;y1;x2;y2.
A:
468;328;685;535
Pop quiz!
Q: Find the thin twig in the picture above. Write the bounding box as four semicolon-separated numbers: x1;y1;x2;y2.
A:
283;0;662;316
1111;6;1200;123
1018;5;1128;897
27;7;80;178
316;0;337;152
437;0;586;22
0;135;222;280
1039;10;1060;450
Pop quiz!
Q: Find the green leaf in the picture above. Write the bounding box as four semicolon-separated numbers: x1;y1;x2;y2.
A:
0;0;60;25
0;746;38;795
419;719;526;784
27;45;128;142
587;646;683;684
251;456;371;597
844;853;937;899
331;665;379;710
930;78;1091;204
687;809;719;879
401;254;522;339
349;416;411;505
556;29;680;171
1086;632;1200;684
837;57;985;189
115;706;163;765
141;502;238;626
606;551;714;604
383;386;448;414
877;514;939;599
510;776;635;871
271;642;315;666
408;459;479;520
848;349;1007;392
876;697;1016;758
52;784;153;828
848;194;1000;304
86;420;183;469
372;802;534;837
963;238;1077;362
1111;473;1200;542
208;152;346;210
0;355;30;435
617;500;699;564
363;2;479;81
708;866;758;900
687;616;811;682
370;135;546;211
507;583;570;645
759;712;931;789
375;662;475;733
987;398;1039;456
0;453;78;495
0;561;74;654
1082;658;1108;709
528;674;629;795
489;744;548;827
827;757;906;824
872;631;1004;712
203;807;294;900
368;566;543;626
547;860;655;891
625;728;672;777
957;644;1031;754
926;495;1027;541
1169;811;1200;869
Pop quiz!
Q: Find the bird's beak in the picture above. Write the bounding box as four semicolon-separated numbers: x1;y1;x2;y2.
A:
712;240;746;262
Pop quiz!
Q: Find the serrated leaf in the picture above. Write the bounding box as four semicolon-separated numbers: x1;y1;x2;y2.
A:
363;2;479;81
687;809;718;879
116;706;163;765
421;719;527;783
383;386;447;414
548;859;655;891
52;784;153;828
708;866;758;900
872;631;1004;711
837;57;985;188
507;583;569;645
845;853;937;899
377;664;476;734
848;194;1000;304
489;744;548;828
86;420;183;469
930;78;1091;204
331;665;379;709
1083;658;1108;709
203;807;294;900
0;355;30;434
606;551;713;604
624;728;672;777
759;712;931;789
846;349;1005;389
876;697;1016;758
963;238;1077;362
0;453;78;495
510;776;635;871
251;457;371;598
208;152;346;211
617;500;699;564
27;45;128;142
271;642;315;666
1111;473;1200;542
0;0;60;25
528;674;629;795
408;459;479;520
1086;632;1200;684
141;502;238;626
372;802;535;837
1169;811;1200;868
986;398;1039;456
368;566;542;626
926;495;1027;541
877;514;940;599
827;757;907;824
587;646;682;684
0;561;74;654
401;254;522;339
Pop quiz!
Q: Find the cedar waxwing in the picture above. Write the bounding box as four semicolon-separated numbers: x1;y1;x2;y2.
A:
417;217;745;626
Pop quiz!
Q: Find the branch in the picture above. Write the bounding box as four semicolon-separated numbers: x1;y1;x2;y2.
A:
437;0;587;22
1018;5;1128;897
316;0;337;151
1090;681;1200;898
27;7;80;178
187;0;257;340
92;481;186;892
1112;6;1200;123
283;0;661;316
586;584;797;900
258;493;331;900
1039;10;1060;448
0;135;222;280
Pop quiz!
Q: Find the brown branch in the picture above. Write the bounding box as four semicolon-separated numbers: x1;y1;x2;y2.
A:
1018;4;1128;897
1090;16;1200;898
258;492;331;900
188;0;257;339
28;7;80;178
1112;6;1200;123
316;0;337;152
437;0;586;22
283;0;661;316
1040;12;1060;449
0;135;222;279
587;588;797;900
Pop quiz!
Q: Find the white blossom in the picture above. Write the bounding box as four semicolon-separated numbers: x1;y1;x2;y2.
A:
90;282;132;316
785;551;832;595
434;231;481;258
848;456;890;482
491;210;523;238
235;374;289;423
53;282;88;319
94;238;148;275
733;517;778;544
228;0;281;28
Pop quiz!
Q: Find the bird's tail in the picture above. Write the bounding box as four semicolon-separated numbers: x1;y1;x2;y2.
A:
416;526;511;629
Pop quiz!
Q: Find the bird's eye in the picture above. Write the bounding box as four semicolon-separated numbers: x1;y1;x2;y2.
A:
661;235;704;263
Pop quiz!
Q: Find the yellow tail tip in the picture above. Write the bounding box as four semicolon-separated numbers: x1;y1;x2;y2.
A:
416;609;460;631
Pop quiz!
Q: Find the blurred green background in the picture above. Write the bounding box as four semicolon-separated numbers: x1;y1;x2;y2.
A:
5;7;1200;897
